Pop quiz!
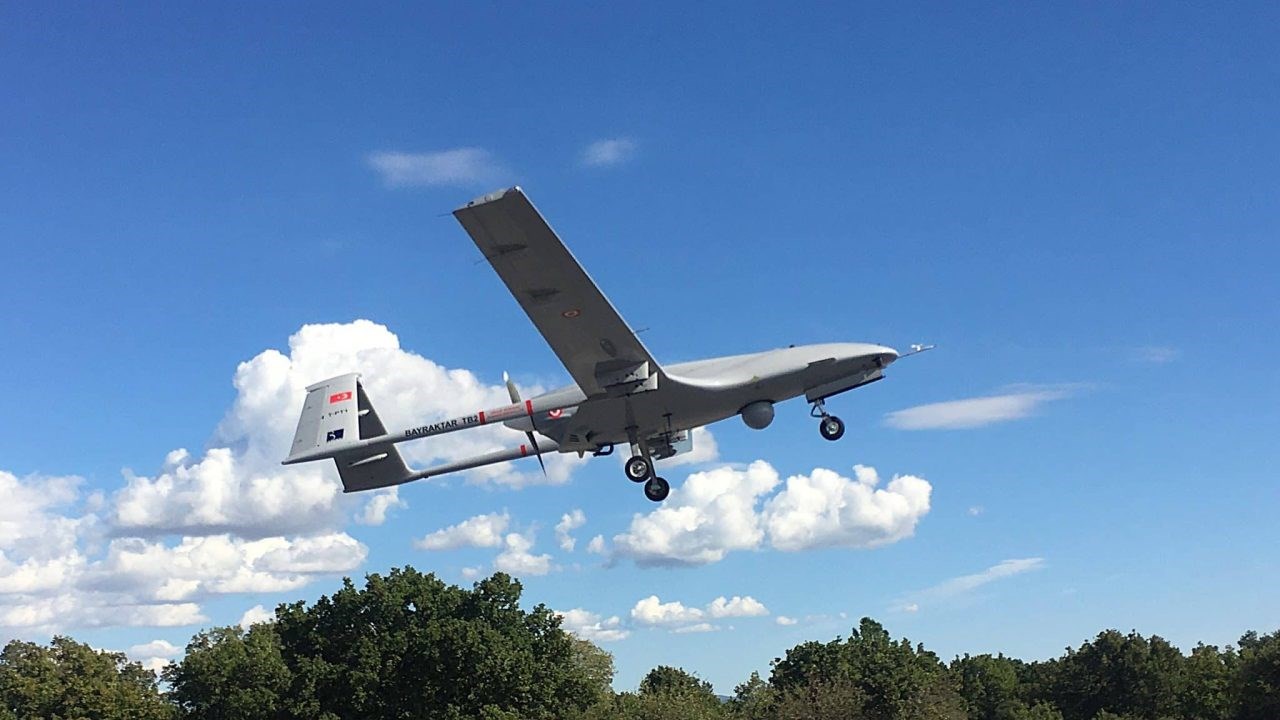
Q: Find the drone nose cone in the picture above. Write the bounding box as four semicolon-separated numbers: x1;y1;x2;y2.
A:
874;345;900;366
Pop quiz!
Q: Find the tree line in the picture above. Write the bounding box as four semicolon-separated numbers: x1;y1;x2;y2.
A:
0;566;1275;719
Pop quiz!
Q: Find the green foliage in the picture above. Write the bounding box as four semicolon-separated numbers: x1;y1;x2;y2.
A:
1235;630;1280;720
0;636;173;720
769;617;965;720
268;567;598;719
0;566;1277;720
163;623;290;720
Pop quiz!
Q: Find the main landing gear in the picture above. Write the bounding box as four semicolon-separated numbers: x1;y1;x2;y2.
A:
810;398;846;441
625;454;671;502
624;431;671;502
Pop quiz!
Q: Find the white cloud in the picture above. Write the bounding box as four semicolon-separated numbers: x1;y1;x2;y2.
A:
614;461;779;567
673;622;718;634
764;465;931;552
707;595;768;618
460;566;483;581
922;558;1045;598
0;320;603;634
493;532;553;576
83;533;366;601
630;593;768;633
775;615;798;626
900;558;1045;612
555;509;587;552
884;387;1072;430
356;488;405;526
367;147;509;187
239;604;273;629
585;535;606;555
557;608;629;642
968;505;985;517
613;461;932;566
631;596;705;627
581;138;637;167
416;513;510;551
128;639;182;658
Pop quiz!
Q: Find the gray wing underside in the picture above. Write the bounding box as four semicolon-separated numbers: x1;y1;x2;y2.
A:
453;188;661;398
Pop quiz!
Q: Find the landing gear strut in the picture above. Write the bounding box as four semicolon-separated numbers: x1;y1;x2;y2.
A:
625;426;671;502
810;398;846;442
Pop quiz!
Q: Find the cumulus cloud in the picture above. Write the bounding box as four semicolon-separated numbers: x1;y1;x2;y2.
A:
367;147;509;187
581;138;637;167
884;386;1073;430
764;465;931;552
416;513;510;551
557;608;629;642
775;615;798;626
555;509;586;551
613;461;931;567
585;535;606;555
239;604;273;629
494;532;553;576
630;593;769;633
356;488;405;526
0;319;599;634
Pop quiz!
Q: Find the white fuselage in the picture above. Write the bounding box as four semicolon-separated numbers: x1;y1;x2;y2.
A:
507;342;898;452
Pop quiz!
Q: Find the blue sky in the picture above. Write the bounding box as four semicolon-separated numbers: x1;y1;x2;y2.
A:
1;2;1277;691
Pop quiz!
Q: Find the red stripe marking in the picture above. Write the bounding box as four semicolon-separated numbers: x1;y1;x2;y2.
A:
525;399;533;416
478;410;486;425
520;444;527;456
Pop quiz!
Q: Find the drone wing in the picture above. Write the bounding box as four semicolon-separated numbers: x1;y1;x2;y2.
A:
453;187;662;398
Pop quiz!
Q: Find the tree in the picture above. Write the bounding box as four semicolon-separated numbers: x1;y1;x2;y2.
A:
163;623;290;720
267;567;600;719
952;653;1028;720
0;636;173;720
769;618;964;720
1235;630;1280;720
1045;630;1184;720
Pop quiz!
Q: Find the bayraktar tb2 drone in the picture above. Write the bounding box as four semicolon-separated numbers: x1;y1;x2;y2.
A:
283;188;929;502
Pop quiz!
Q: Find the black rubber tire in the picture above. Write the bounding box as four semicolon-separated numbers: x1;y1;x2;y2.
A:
625;455;651;482
819;415;846;441
644;476;671;502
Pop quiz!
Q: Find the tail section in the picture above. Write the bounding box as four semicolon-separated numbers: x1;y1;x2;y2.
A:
286;373;415;492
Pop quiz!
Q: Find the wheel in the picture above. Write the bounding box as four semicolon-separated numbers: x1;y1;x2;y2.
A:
819;415;845;441
625;455;651;482
644;476;671;502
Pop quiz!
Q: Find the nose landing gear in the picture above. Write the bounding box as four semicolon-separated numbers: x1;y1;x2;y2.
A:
643;476;671;502
810;398;846;441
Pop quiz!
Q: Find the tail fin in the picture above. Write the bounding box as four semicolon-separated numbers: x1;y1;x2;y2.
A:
286;373;415;492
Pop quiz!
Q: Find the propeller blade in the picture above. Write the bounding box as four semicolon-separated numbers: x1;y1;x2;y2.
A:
526;431;548;477
503;371;521;404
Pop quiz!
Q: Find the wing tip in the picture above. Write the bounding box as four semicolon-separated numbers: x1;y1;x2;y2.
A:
456;186;524;212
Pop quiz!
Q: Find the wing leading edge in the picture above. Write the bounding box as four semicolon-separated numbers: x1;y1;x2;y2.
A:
453;187;662;398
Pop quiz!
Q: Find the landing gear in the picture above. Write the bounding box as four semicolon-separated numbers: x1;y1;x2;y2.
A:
810;398;846;441
819;415;845;441
644;476;671;502
625;455;651;483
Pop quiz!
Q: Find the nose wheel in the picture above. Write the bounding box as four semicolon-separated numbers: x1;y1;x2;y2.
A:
811;398;846;441
819;415;845;441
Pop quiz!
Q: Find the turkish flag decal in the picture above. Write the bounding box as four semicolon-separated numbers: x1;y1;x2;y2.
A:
329;391;353;404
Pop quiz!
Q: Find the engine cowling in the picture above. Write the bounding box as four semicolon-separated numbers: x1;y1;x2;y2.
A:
740;400;775;430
